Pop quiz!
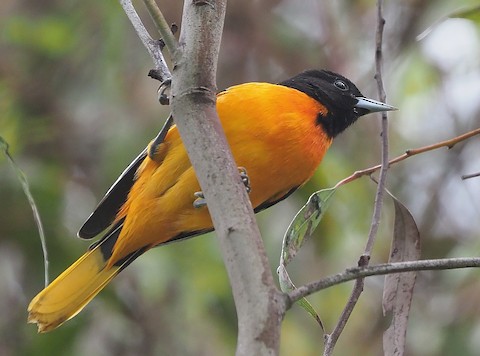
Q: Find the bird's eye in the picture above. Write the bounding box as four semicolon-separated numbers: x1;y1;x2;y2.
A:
334;80;349;91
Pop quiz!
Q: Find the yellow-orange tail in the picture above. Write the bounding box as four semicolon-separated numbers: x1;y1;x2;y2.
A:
27;243;121;333
27;223;146;333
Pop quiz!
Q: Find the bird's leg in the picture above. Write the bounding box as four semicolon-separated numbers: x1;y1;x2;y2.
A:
193;167;251;208
193;192;207;209
238;167;251;194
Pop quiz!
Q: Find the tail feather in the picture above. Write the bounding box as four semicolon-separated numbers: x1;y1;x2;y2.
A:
27;225;143;333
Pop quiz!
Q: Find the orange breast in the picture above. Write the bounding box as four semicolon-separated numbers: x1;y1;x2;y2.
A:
219;83;332;205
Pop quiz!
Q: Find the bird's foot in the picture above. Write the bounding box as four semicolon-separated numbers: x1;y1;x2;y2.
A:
193;167;251;208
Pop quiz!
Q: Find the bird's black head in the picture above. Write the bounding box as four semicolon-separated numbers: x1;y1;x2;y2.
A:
279;70;395;138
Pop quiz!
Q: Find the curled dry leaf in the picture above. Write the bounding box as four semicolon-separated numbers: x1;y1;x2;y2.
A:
382;191;421;356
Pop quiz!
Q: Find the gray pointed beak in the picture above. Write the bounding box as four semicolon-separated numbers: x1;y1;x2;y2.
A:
355;97;397;114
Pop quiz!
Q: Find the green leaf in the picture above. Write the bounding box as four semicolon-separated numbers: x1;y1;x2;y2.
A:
0;136;49;286
278;187;336;327
281;188;336;265
277;265;324;330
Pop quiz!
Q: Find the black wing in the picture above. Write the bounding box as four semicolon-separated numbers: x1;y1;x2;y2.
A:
253;186;299;213
78;149;147;239
78;116;174;239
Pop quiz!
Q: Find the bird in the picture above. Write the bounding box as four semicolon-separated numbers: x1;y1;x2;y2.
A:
27;69;395;332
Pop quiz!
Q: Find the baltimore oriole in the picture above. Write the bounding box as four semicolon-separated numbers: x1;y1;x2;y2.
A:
27;69;395;332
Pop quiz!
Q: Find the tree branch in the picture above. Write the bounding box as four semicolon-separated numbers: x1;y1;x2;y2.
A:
118;0;171;80
367;0;389;256
462;171;480;180
288;257;480;303
142;0;179;56
169;2;285;355
323;2;389;354
120;1;285;354
335;127;480;188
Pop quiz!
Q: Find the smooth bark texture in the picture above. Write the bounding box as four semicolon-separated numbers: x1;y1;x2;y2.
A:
169;1;285;355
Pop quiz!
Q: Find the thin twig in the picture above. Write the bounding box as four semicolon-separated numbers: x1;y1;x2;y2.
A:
119;0;171;80
142;0;179;55
323;2;389;354
367;0;388;255
462;171;480;180
288;257;480;303
335;127;480;188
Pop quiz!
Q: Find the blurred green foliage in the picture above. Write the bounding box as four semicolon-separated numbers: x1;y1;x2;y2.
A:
2;0;480;355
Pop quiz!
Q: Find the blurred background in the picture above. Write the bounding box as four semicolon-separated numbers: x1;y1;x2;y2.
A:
1;0;480;355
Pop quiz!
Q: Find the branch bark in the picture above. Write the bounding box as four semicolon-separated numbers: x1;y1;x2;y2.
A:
168;2;285;355
120;1;285;354
119;0;170;80
323;2;390;354
334;127;480;188
288;257;480;303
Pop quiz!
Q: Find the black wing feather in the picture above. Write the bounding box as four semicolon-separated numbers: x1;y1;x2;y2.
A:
78;116;174;240
78;149;147;239
253;186;299;213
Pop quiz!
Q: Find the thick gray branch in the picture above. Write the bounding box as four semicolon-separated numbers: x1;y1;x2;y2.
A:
169;1;285;355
